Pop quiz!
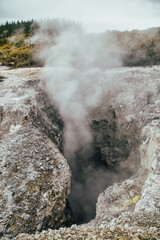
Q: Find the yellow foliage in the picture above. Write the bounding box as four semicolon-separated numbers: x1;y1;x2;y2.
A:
0;35;36;67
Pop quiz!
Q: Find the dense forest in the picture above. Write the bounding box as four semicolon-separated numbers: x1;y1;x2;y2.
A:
0;20;160;68
0;20;38;38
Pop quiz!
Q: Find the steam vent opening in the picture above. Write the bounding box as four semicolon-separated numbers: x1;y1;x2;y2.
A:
64;108;141;225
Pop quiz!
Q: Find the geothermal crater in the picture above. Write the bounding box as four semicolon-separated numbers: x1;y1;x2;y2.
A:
66;107;140;224
1;66;160;239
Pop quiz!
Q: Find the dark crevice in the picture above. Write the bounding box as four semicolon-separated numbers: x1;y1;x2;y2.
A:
0;75;6;82
66;113;140;224
33;90;140;226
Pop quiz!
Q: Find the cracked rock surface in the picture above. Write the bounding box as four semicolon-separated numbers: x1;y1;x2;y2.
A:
0;67;74;238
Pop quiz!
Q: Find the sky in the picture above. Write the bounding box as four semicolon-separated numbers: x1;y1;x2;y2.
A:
0;0;160;32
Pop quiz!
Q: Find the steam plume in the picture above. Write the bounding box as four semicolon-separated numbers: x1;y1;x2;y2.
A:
36;21;124;155
35;20;126;223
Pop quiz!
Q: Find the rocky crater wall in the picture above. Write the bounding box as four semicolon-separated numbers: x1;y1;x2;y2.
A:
0;66;160;239
0;67;74;238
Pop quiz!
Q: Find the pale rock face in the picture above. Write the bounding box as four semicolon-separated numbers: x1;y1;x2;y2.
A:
89;66;160;233
135;122;160;214
0;67;73;238
93;168;148;226
94;120;160;228
140;123;160;169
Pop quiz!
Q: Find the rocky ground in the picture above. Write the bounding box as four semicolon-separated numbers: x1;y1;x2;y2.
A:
0;66;160;239
13;223;159;240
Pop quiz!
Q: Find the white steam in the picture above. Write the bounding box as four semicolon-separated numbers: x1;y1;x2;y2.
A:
36;21;124;156
34;20;132;223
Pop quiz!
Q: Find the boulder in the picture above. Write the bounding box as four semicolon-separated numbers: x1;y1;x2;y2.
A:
0;67;74;238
